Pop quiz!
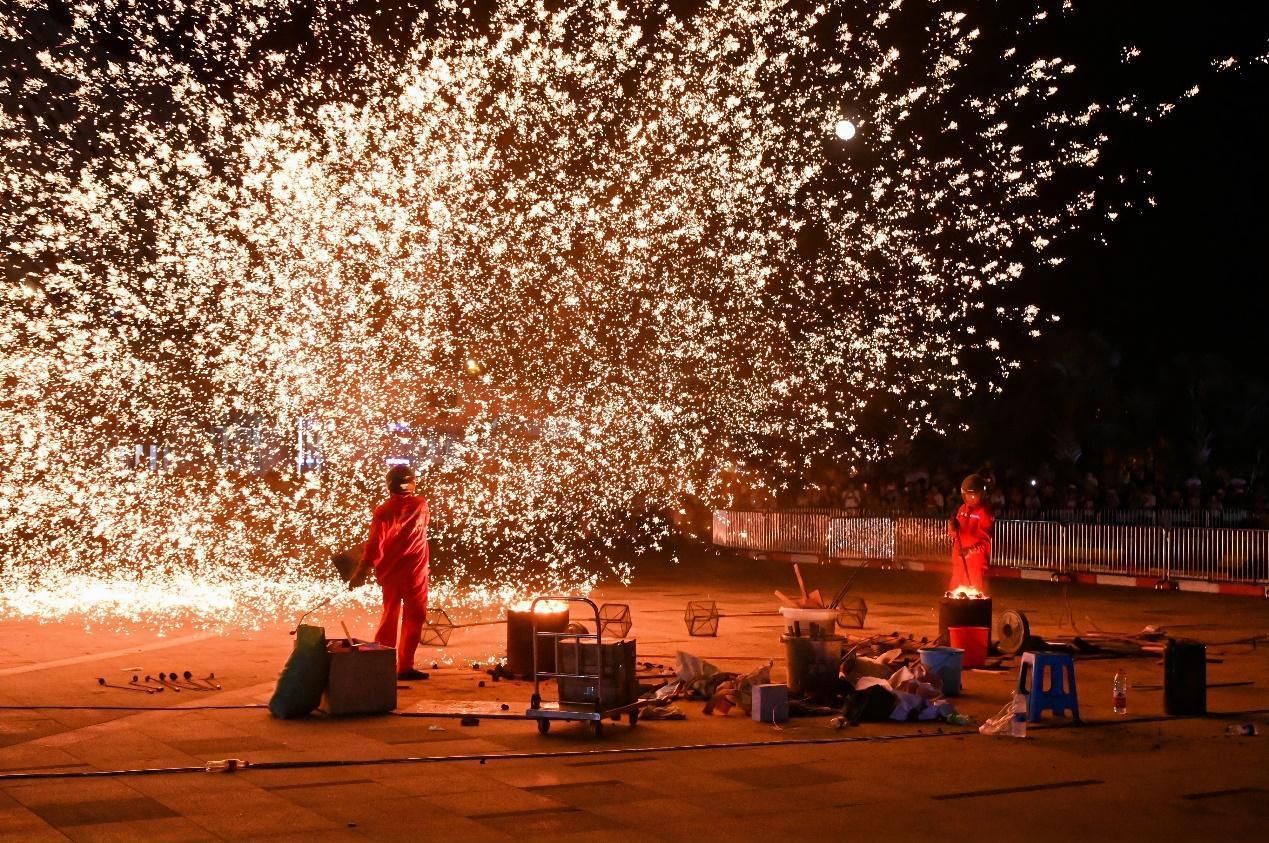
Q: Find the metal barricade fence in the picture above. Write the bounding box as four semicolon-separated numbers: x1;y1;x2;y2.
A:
827;517;894;561
711;511;773;552
775;512;834;554
714;510;1269;586
1166;527;1269;584
1064;523;1165;578
893;517;949;564
772;506;1255;527
991;520;1066;573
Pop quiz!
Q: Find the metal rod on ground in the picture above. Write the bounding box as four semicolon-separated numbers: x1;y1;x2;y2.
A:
97;678;152;694
0;728;983;781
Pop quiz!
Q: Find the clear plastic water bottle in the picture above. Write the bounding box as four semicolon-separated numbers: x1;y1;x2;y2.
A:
1113;669;1127;714
1010;693;1028;737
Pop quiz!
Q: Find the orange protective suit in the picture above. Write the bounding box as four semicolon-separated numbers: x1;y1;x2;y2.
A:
948;501;993;593
363;492;430;673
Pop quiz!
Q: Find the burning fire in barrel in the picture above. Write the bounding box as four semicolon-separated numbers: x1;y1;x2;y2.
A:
938;586;992;645
505;600;570;677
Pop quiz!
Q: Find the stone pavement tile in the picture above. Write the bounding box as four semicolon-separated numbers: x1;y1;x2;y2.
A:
266;791;430;827
124;773;300;815
0;745;89;775
398;735;511;755
623;813;757;841
480;762;618;789
608;768;753;797
0;791;68;842
260;778;411;813
165;735;284;757
35;730;196;771
681;781;856;818
554;755;737;794
467;805;610;837
5;779;149;812
121;770;347;828
544;830;659;843
306;798;512;842
582;795;714;825
131;715;258;744
375;764;508;797
60;815;214;843
250;766;399;788
716;761;845;788
521;779;664;808
243;830;362;843
183;800;341;839
345;719;485;743
644;744;799;771
17;794;178;830
0;716;66;750
430;783;569;817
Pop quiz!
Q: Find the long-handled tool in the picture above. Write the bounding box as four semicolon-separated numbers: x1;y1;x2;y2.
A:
184;670;221;690
142;674;173;692
165;670;211;691
290;597;331;635
130;675;163;693
154;673;183;692
164;670;213;691
97;678;153;694
829;559;871;609
950;517;974;589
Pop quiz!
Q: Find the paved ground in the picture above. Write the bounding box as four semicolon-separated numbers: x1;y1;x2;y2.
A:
1;549;1267;841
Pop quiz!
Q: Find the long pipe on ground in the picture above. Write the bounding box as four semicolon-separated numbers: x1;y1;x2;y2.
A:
0;729;975;780
3;706;1264;782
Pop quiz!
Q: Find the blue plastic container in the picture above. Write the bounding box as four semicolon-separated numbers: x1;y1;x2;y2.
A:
919;646;965;697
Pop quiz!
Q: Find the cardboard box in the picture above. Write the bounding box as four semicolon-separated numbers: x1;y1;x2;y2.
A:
322;640;396;716
751;683;789;723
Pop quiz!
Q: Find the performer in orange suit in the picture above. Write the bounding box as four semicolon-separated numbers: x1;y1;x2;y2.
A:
948;474;993;594
351;465;431;680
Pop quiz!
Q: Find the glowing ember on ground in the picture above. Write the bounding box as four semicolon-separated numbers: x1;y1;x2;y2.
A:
0;1;1258;623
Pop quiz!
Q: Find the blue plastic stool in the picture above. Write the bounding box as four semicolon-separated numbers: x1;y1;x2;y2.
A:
1016;651;1081;723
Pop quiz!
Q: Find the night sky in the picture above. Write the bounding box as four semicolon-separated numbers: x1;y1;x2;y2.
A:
1034;4;1269;367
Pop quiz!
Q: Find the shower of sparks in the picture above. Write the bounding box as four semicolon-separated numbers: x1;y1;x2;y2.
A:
0;0;1260;626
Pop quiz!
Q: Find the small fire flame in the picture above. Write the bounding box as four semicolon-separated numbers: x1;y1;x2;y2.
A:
946;586;988;600
507;599;570;614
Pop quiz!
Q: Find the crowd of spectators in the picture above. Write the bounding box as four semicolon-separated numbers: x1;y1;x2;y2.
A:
731;461;1266;526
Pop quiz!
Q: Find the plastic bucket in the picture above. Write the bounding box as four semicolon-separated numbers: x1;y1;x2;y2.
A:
919;646;965;697
948;626;990;668
779;606;839;638
781;634;845;704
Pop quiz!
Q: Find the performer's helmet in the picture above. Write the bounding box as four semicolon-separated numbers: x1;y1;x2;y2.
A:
386;464;416;493
960;474;986;494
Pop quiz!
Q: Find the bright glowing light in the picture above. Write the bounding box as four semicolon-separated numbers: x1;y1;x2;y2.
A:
508;599;571;614
0;0;1241;625
947;586;988;600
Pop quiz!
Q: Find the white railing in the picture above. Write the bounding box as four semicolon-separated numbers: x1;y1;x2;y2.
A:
827;517;895;561
712;510;1269;586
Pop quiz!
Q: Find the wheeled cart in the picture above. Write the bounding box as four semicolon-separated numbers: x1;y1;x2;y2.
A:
524;596;649;736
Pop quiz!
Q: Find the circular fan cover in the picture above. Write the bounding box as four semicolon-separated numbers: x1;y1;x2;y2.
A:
996;609;1030;655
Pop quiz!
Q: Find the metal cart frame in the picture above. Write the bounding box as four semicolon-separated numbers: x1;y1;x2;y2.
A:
525;596;647;736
